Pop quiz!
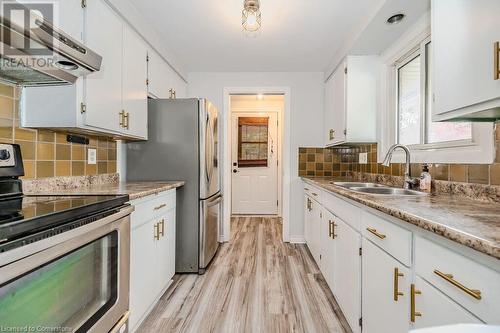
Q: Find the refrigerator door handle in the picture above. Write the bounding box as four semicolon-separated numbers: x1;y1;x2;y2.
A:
204;115;211;184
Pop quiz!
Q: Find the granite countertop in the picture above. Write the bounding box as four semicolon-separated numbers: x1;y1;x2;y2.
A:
302;177;500;260
27;180;186;201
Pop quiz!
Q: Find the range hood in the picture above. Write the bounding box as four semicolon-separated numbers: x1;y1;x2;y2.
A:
0;4;102;86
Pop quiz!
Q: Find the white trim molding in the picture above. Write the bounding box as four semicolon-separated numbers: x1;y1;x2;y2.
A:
377;13;495;164
222;87;292;243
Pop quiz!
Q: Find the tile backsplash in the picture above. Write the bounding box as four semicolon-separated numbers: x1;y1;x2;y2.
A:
299;123;500;186
0;83;117;179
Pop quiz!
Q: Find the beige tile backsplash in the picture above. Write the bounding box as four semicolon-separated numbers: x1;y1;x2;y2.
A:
299;122;500;186
0;83;117;179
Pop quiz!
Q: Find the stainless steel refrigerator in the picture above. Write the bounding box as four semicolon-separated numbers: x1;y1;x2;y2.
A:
126;98;221;274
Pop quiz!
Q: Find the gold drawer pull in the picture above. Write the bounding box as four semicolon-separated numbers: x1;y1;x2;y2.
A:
154;203;167;211
304;187;310;191
434;270;482;300
394;268;404;301
410;284;422;322
494;41;499;80
366;227;386;239
311;192;318;196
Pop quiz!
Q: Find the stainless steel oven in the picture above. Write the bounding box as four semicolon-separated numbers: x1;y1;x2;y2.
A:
0;206;133;333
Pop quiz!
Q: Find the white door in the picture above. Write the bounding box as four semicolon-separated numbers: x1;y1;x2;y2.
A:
231;113;278;215
362;238;410;333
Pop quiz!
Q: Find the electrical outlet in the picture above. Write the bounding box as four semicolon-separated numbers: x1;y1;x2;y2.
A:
87;148;97;165
359;152;368;164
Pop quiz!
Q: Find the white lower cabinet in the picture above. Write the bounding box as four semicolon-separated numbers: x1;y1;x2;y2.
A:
411;276;482;329
302;181;498;333
362;238;410;333
129;190;177;331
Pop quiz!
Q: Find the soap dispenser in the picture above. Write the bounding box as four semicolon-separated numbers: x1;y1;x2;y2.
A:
419;164;432;192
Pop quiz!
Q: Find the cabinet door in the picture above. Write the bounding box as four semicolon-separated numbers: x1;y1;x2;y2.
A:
129;219;158;330
85;0;123;132
362;238;410;333
412;276;482;330
333;218;361;333
155;209;176;292
147;51;171;98
432;0;500;119
308;198;321;263
54;0;83;41
320;209;336;291
122;25;148;139
326;64;346;145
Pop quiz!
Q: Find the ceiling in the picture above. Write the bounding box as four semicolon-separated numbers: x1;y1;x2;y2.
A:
130;0;385;72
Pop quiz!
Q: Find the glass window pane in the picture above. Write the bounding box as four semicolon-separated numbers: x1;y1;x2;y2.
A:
424;42;472;143
398;55;422;145
238;117;269;167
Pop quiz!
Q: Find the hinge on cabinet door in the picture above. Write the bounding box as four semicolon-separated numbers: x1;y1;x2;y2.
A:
359;247;362;256
344;67;347;74
146;78;149;86
146;55;149;62
319;254;322;260
343;129;347;135
320;212;323;218
277;200;279;206
81;0;86;8
80;103;86;114
359;317;362;328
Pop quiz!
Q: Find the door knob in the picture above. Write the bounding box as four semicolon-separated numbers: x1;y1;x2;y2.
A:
233;169;238;173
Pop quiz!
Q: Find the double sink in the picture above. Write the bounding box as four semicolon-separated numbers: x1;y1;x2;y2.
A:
331;182;427;196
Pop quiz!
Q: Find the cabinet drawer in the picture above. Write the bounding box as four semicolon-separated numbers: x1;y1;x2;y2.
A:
323;193;361;231
415;236;500;324
131;190;176;228
361;211;412;266
303;183;323;203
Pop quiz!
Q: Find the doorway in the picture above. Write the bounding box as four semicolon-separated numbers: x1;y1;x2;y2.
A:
230;94;284;216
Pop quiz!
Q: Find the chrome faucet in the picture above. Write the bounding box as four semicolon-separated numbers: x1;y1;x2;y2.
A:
382;144;419;189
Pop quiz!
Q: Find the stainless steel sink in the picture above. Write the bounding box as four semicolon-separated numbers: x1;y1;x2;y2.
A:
332;182;387;189
349;187;427;196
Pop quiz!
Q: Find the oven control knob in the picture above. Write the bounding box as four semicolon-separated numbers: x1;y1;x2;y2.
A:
0;149;10;160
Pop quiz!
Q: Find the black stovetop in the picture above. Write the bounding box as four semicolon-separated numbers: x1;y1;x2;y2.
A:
0;194;129;252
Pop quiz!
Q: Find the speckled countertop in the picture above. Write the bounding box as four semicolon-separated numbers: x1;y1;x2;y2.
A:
302;177;500;260
28;180;185;201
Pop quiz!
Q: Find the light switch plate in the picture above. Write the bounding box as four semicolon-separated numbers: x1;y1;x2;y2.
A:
359;152;368;164
87;148;97;165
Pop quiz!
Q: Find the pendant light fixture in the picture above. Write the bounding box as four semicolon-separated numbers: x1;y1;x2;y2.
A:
242;0;261;32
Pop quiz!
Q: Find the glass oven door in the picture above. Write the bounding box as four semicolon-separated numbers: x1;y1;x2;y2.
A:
0;208;131;333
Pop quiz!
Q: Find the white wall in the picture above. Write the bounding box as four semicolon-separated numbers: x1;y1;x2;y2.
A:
188;72;324;240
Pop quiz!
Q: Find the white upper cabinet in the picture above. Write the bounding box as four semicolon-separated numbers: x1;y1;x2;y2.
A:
147;51;187;99
432;0;500;121
324;56;378;146
54;0;84;41
85;0;123;133
122;25;148;139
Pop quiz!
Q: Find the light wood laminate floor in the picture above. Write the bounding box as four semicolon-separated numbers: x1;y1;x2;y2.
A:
137;216;350;333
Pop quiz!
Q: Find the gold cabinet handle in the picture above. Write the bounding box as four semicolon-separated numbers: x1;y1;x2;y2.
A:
169;88;176;99
119;110;125;127
304;187;310;191
366;227;386;239
410;284;422;322
159;219;165;237
329;129;335;140
154;222;160;240
433;270;482;300
123;112;130;129
312;192;318;196
394;267;404;301
495;41;499;80
329;220;338;239
154;203;167;211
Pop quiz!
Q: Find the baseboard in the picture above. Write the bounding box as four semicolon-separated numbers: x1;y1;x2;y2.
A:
289;235;306;244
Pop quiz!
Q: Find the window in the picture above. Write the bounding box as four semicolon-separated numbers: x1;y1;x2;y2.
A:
238;117;269;167
396;40;472;147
